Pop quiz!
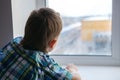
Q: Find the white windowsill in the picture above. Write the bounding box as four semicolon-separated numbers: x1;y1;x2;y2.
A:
78;66;120;80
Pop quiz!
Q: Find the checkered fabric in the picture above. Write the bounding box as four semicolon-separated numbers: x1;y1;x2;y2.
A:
0;37;72;80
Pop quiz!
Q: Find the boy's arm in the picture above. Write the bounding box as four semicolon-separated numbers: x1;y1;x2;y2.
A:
38;55;72;79
39;55;81;80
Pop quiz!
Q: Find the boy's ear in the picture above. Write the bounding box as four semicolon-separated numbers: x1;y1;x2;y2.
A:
48;39;57;48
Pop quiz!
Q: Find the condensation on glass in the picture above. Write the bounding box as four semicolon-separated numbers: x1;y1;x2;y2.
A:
48;0;112;55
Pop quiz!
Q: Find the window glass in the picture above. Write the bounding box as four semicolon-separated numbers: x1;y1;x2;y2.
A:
48;0;112;55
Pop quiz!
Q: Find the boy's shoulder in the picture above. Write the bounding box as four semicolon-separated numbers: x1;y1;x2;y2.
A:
2;36;22;49
36;51;55;66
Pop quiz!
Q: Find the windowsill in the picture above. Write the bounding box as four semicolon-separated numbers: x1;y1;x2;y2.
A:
78;66;120;80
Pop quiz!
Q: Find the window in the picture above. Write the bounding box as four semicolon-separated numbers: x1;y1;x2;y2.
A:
11;0;120;66
48;0;112;56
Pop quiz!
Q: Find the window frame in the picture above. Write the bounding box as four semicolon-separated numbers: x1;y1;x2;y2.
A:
37;0;120;66
39;0;120;66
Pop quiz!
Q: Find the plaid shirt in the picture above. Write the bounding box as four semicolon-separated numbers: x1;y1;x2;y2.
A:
0;37;72;80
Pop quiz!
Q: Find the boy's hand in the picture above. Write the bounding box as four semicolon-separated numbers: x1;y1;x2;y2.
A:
66;64;78;73
66;64;81;80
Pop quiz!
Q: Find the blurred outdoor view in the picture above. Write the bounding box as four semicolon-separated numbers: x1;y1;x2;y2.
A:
48;0;112;55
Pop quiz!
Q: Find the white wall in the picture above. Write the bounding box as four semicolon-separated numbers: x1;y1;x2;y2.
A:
11;0;36;37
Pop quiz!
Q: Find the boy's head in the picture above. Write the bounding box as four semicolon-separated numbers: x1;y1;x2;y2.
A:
21;8;62;53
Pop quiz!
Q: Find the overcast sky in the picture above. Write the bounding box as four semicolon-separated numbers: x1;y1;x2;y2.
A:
48;0;112;17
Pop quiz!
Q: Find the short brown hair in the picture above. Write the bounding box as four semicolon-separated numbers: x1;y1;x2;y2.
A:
21;8;62;52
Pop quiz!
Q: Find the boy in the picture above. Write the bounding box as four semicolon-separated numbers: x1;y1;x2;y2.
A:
0;8;81;80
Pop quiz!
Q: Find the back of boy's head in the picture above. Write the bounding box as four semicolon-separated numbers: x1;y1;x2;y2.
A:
21;8;62;52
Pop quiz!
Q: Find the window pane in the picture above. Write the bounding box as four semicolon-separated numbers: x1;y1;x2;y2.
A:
48;0;112;55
